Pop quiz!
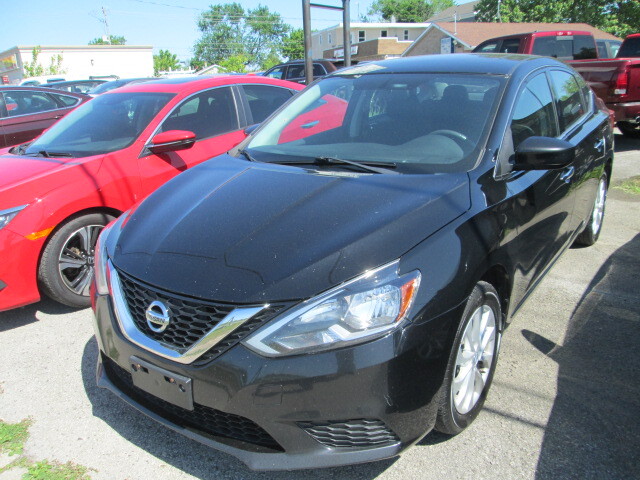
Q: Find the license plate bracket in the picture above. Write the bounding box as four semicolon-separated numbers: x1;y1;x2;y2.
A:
129;356;194;411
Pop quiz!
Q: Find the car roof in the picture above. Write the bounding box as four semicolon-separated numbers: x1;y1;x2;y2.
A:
332;53;560;77
479;30;593;43
0;85;89;98
108;75;304;95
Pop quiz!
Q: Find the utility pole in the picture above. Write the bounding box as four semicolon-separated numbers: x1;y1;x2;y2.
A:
302;0;351;85
102;6;111;44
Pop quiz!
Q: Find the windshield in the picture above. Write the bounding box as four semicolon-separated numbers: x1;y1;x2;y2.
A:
246;72;504;174
25;92;174;157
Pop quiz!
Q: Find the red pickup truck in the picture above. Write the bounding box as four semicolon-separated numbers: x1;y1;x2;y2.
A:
567;34;640;138
473;30;598;60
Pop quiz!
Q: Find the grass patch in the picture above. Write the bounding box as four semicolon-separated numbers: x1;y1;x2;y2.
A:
24;460;91;480
614;176;640;195
0;418;31;456
0;419;92;479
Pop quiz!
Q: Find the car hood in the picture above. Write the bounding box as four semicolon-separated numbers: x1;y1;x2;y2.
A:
112;155;470;303
0;153;101;192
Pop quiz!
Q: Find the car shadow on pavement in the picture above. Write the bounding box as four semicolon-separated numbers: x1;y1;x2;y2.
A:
0;297;77;332
613;132;639;153
523;233;640;479
80;338;396;479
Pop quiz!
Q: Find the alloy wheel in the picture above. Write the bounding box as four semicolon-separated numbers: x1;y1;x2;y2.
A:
452;304;497;415
57;224;103;296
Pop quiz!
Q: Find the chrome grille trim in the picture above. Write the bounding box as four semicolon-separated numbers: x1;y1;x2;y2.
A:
107;260;266;365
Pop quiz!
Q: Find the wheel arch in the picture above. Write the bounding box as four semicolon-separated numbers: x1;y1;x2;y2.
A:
479;264;512;330
37;206;122;265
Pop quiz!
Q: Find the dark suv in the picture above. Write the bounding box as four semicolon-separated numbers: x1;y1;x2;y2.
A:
263;59;337;84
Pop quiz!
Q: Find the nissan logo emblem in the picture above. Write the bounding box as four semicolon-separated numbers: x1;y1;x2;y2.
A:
145;301;171;333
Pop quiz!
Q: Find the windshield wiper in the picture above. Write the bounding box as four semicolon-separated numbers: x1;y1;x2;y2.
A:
238;149;257;162
272;156;397;174
30;150;73;158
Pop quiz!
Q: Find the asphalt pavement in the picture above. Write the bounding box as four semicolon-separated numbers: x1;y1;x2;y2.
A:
0;133;638;480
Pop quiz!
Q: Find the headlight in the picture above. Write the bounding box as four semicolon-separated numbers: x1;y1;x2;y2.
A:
0;205;28;230
94;223;113;295
243;260;421;357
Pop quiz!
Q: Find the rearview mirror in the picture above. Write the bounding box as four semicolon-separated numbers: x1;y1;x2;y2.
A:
513;136;575;171
148;130;196;154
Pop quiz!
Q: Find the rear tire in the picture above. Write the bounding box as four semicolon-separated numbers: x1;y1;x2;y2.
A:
574;174;607;247
618;122;640;138
435;281;501;435
38;213;115;308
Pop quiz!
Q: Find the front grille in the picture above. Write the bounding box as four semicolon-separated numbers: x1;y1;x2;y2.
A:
103;356;283;451
116;269;289;359
299;419;399;448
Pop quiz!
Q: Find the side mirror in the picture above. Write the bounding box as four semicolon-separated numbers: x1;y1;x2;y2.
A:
244;124;260;136
148;130;196;154
513;136;575;171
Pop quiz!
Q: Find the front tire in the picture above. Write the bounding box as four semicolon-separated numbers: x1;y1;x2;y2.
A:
38;213;115;308
574;173;607;247
435;281;501;435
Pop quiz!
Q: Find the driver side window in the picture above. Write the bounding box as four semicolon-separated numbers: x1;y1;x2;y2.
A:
510;73;558;149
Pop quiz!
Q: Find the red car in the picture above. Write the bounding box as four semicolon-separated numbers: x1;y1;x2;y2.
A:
0;75;302;311
0;86;90;148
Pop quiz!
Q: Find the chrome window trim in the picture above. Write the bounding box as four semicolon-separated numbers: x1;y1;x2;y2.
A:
108;260;266;365
1;90;79;119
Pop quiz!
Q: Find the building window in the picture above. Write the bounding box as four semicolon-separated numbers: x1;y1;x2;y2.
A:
328;33;332;44
359;30;365;42
381;30;388;38
350;33;354;44
404;30;409;41
319;34;322;45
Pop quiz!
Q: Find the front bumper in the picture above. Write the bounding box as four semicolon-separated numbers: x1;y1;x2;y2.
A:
607;101;640;124
92;293;460;470
0;227;42;311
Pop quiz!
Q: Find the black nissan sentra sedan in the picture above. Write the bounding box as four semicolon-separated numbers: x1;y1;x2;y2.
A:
91;54;613;470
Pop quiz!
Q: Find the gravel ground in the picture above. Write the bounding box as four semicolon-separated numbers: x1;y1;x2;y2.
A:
1;133;638;480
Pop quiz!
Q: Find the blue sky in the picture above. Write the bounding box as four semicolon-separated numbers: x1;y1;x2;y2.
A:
2;0;462;60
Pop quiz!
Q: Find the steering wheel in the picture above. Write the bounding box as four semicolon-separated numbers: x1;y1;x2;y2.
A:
430;129;468;142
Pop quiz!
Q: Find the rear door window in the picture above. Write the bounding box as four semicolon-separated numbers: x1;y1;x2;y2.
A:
242;84;293;124
286;64;305;79
548;70;586;132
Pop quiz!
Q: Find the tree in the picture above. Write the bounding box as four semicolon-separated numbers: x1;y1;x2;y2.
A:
368;0;454;22
193;3;290;70
219;54;249;73
22;46;66;78
475;0;640;38
153;49;180;75
89;35;127;45
282;29;304;61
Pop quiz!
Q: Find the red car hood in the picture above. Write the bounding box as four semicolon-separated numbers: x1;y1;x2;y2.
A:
0;153;102;191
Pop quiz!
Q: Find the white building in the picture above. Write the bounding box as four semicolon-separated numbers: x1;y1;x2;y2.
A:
0;45;154;85
311;22;431;59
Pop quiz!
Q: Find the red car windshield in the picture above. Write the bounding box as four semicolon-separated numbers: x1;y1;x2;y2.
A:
25;92;174;158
